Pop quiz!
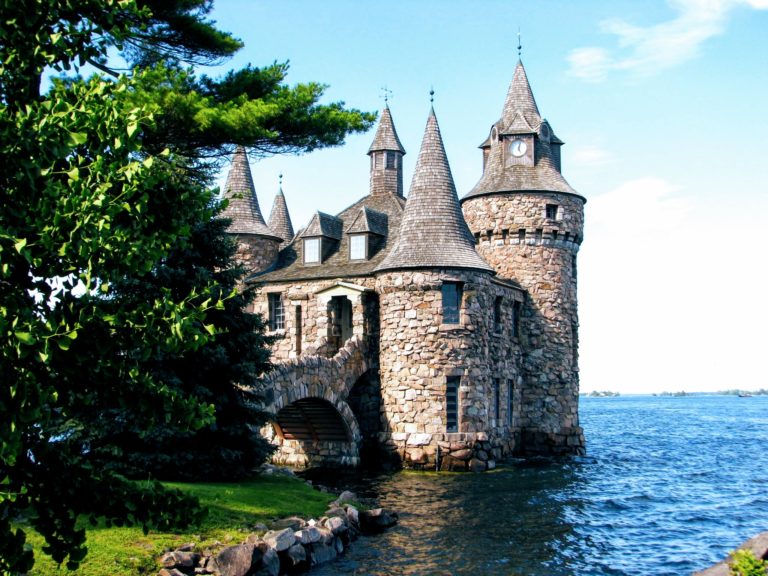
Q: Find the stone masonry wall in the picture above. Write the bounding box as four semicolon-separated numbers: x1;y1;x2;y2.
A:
374;269;525;470
462;192;585;455
232;235;280;277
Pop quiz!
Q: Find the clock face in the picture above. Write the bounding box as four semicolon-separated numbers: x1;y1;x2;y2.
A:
509;139;527;157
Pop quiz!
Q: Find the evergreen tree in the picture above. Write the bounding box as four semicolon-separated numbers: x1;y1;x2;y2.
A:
0;0;374;571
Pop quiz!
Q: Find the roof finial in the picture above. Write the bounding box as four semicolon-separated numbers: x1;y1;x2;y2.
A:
517;28;522;58
278;173;283;187
381;85;393;105
429;86;435;104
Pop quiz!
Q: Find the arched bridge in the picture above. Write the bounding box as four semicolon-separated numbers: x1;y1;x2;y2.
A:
255;335;374;468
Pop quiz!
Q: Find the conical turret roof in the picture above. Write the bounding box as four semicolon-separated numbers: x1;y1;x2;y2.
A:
501;60;541;133
368;105;406;154
221;147;280;238
464;60;579;200
376;108;492;273
267;181;295;247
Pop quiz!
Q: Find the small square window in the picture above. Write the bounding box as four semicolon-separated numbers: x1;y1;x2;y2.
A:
304;238;320;264
350;234;366;260
441;282;462;324
545;204;559;220
268;293;285;331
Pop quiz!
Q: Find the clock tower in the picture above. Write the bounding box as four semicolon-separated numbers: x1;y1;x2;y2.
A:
461;60;586;456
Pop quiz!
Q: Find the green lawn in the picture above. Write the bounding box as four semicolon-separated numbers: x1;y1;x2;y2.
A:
23;475;335;576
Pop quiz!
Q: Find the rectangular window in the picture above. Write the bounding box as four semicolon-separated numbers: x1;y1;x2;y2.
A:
295;305;302;354
386;151;396;169
512;300;521;338
474;232;481;245
268;293;285;331
572;254;577;280
518;229;526;242
545;204;559;219
350;234;366;260
507;379;514;426
441;282;462;324
446;376;459;433
501;229;509;242
493;378;500;423
304;238;320;264
493;296;503;333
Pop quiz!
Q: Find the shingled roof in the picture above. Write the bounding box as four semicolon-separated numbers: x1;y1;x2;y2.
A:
267;184;295;248
299;212;343;240
346;207;388;236
500;60;541;134
368;105;406;154
463;60;579;200
375;108;493;273
220;147;280;238
250;193;405;283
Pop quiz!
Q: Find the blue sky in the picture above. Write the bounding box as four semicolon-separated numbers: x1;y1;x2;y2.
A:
209;0;768;393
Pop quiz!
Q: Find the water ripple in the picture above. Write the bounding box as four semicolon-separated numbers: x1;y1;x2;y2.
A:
310;395;768;576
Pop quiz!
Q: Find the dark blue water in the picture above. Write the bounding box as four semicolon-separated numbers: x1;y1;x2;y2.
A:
312;395;768;575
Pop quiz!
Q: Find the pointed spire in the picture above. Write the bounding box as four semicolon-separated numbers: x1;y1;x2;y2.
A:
220;146;280;238
464;62;578;200
268;174;295;248
368;105;406;154
501;61;541;133
376;108;492;273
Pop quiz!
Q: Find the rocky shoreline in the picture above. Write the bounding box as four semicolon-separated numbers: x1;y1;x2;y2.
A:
156;484;397;576
694;531;768;575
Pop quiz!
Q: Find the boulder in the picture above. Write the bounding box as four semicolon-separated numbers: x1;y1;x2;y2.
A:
269;516;305;531
263;528;296;552
214;543;260;576
309;542;338;565
324;516;347;535
469;458;487;472
345;504;359;527
359;508;398;534
252;544;279;576
335;490;357;505
294;526;322;544
449;448;472;460
284;543;307;566
316;526;335;545
158;569;187;576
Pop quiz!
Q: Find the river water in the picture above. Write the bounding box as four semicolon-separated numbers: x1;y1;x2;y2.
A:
309;395;768;575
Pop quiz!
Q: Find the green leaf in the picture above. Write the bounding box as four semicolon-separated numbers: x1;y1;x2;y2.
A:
14;238;26;253
66;166;79;181
14;331;35;345
67;132;88;146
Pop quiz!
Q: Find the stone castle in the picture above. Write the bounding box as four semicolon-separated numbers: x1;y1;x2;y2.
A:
222;60;586;471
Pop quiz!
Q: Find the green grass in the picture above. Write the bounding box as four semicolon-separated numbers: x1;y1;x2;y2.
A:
22;475;335;576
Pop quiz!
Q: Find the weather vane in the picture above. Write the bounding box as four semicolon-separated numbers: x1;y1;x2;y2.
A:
381;86;393;104
279;173;283;187
429;86;435;104
517;28;522;58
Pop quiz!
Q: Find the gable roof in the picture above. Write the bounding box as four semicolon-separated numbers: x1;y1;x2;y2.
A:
299;212;343;240
346;206;388;236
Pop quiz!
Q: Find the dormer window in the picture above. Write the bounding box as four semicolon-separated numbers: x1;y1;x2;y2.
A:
350;234;367;260
304;238;320;264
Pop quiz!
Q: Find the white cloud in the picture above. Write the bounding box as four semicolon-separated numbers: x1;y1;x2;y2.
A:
568;0;768;81
569;144;612;167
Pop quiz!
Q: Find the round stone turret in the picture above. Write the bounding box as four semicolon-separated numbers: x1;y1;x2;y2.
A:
221;146;282;275
461;61;586;456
